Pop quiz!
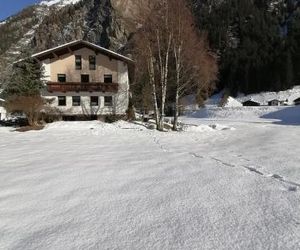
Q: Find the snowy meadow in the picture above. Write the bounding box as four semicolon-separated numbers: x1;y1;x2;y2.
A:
1;107;300;249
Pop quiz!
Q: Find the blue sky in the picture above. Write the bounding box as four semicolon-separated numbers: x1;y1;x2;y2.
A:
0;0;39;21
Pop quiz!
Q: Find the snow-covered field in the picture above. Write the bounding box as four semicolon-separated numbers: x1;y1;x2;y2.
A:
1;107;300;249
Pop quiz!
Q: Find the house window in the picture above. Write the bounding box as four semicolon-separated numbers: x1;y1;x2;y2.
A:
72;96;81;106
104;96;113;107
58;96;66;106
90;96;99;106
57;74;66;82
81;74;89;83
104;74;113;83
75;55;82;70
89;55;96;70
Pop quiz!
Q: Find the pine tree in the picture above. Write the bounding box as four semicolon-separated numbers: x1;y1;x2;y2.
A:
4;50;45;97
3;49;48;126
192;0;300;95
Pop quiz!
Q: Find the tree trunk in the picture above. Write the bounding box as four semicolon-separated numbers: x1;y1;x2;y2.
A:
148;55;160;129
173;89;179;130
173;44;182;131
157;33;172;131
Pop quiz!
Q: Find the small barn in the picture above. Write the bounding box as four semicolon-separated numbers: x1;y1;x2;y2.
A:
268;99;282;106
294;97;300;106
242;100;260;106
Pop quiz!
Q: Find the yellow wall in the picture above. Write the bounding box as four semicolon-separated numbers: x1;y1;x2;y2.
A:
49;47;118;83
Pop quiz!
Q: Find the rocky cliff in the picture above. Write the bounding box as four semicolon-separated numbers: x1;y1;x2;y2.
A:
0;0;132;64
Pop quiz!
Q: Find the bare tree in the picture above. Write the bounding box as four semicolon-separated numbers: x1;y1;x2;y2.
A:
5;95;52;126
169;0;218;130
133;0;218;131
133;0;173;131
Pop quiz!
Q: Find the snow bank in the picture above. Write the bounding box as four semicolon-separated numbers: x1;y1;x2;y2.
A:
224;96;243;107
188;106;285;121
209;124;236;131
45;121;114;131
113;120;148;130
45;120;149;133
182;123;235;132
182;124;213;132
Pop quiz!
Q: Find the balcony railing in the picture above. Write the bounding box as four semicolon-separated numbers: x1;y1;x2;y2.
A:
47;82;119;93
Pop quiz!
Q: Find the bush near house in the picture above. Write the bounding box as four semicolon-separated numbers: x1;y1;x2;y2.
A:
5;95;52;127
3;51;52;127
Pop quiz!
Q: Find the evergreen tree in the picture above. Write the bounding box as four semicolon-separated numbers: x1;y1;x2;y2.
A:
3;49;48;126
287;9;300;85
3;50;45;97
192;0;300;95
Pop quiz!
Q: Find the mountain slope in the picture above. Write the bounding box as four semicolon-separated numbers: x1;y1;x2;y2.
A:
0;0;130;63
1;0;300;95
192;0;300;94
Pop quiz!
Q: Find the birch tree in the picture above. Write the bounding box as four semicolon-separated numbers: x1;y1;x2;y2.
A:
133;0;173;131
169;0;218;130
133;0;217;131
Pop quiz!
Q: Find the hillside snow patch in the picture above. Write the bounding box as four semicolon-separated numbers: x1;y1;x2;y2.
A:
224;96;243;107
40;0;82;7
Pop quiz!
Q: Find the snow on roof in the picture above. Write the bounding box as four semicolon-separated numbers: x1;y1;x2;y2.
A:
32;40;134;63
237;86;300;105
242;99;260;103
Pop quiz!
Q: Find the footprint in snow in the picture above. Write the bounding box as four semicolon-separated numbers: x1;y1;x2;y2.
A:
245;166;264;175
271;174;284;180
288;186;298;192
190;153;203;159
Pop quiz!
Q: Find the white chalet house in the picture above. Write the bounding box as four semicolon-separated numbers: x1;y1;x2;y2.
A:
32;40;133;119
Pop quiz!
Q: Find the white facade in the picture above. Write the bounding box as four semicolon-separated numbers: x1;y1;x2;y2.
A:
115;61;130;115
0;106;7;120
42;59;51;81
42;92;120;115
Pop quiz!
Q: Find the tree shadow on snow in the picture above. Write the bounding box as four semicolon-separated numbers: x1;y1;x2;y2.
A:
261;106;300;125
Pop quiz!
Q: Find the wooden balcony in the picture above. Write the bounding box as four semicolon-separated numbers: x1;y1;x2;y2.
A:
47;82;119;93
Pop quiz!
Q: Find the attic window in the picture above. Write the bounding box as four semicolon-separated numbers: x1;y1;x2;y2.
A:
89;55;96;70
75;55;82;70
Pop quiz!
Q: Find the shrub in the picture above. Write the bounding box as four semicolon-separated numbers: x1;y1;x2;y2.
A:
5;95;51;126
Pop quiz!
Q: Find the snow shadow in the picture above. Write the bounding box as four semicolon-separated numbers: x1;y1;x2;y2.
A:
261;106;300;125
